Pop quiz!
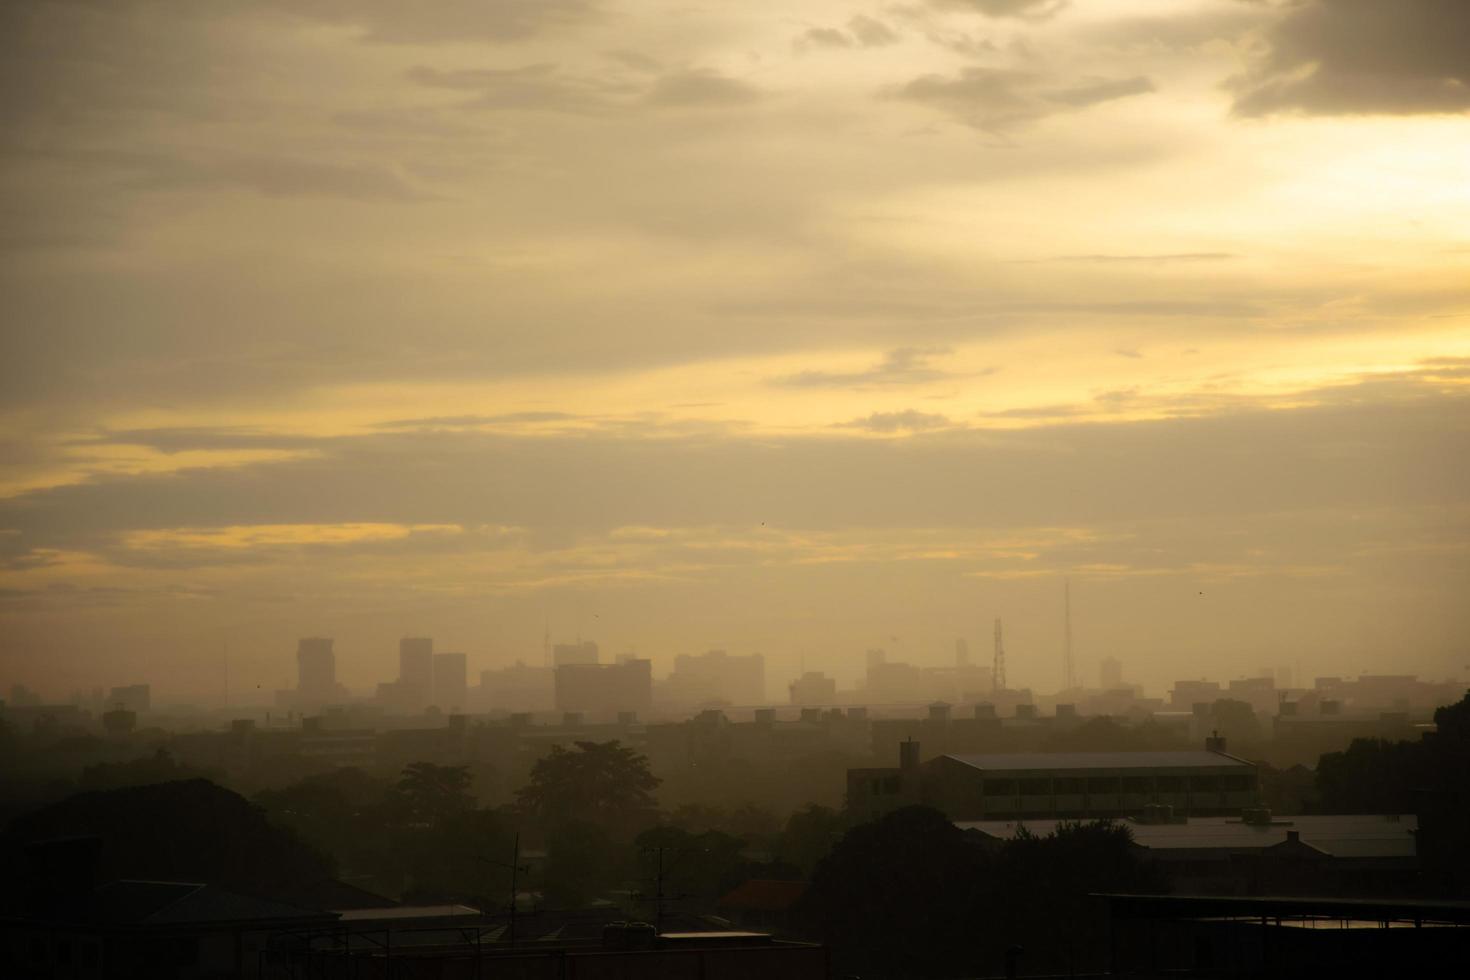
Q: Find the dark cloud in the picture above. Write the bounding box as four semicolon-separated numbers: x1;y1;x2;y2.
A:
838;411;953;432
408;63;624;114
772;347;960;389
796;17;900;51
849;16;901;47
1044;75;1156;108
796;27;853;51
373;412;579;429
256;0;599;45
3;367;1466;566
894;67;1154;131
1233;0;1470;116
645;69;762;108
930;0;1069;19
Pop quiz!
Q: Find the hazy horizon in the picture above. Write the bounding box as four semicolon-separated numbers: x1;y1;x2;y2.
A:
3;0;1469;703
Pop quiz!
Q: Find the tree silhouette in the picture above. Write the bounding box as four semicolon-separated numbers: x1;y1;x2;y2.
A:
517;740;660;832
392;762;474;826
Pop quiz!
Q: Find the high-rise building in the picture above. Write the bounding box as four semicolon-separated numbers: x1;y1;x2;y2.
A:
398;637;433;711
1100;657;1123;691
296;638;336;710
555;659;651;715
478;662;555;713
552;641;600;667
432;652;468;713
667;649;765;705
107;683;151;713
789;671;837;705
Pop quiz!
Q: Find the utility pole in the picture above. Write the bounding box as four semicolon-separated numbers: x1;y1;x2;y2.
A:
478;833;529;947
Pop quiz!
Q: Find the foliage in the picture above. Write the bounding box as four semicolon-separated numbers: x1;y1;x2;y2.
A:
391;761;475;825
516;740;660;832
798;806;1166;978
543;818;621;908
780;803;847;874
78;747;220;792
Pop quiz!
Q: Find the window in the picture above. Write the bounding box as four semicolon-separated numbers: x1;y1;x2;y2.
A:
883;775;901;793
983;779;1016;796
1155;775;1183;792
1018;778;1051;796
1189;775;1219;792
1087;777;1120;794
1223;775;1255;793
1121;776;1151;794
1053;777;1085;795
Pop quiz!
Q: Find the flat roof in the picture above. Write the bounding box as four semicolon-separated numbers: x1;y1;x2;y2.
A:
335;904;481;921
942;751;1252;772
1094;893;1470;925
958;815;1416;858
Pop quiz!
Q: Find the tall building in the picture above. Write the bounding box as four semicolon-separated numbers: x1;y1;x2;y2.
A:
553;641;600;667
296;638;336;710
667;649;765;705
555;659;652;715
107;683;151;713
478;662;555;713
398;637;433;711
432;652;468;713
1100;657;1123;691
789;671;837;705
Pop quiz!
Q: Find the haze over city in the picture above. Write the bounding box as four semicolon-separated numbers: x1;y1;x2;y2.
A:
6;4;1470;979
3;1;1468;702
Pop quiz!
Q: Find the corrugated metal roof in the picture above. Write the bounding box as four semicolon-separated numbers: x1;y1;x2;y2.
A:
942;751;1252;771
957;815;1417;859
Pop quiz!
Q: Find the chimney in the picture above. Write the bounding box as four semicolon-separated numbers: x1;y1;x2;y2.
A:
899;738;920;772
1205;730;1227;753
1285;830;1300;844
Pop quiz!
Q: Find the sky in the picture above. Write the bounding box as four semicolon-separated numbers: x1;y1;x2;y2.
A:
2;0;1468;703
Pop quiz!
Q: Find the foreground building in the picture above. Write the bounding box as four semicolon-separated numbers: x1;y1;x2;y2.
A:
963;812;1418;896
849;737;1259;822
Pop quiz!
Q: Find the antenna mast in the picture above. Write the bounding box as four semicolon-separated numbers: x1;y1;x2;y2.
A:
992;618;1006;693
1064;578;1075;690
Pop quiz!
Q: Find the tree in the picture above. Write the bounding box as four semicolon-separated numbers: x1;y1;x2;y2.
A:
780;804;847;875
392;762;474;826
517;741;660;832
798;806;986;978
78;748;219;791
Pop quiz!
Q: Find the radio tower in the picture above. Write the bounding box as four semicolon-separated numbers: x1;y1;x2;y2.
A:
1064;578;1075;691
992;618;1006;693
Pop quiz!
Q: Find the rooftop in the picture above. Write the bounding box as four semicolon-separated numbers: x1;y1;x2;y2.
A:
942;750;1252;772
958;814;1417;859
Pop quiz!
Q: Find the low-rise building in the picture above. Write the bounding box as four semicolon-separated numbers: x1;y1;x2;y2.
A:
849;738;1259;822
